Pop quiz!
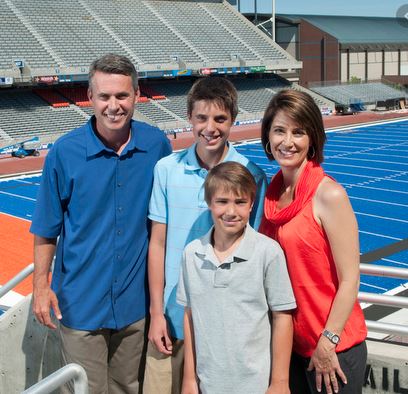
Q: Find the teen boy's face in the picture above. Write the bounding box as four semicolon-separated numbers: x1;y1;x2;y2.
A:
209;189;253;238
189;100;232;158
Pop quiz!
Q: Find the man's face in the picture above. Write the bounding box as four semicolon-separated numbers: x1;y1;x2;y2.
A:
189;100;232;160
88;71;139;137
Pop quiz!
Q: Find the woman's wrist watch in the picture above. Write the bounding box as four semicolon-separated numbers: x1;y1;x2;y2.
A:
322;329;340;345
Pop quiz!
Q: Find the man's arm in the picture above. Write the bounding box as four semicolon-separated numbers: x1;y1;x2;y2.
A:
267;311;293;394
147;221;172;354
32;235;61;329
181;307;199;394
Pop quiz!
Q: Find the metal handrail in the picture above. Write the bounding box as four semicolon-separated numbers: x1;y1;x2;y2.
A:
360;263;408;279
0;262;34;299
358;263;408;337
358;292;408;308
1;262;407;338
22;363;88;394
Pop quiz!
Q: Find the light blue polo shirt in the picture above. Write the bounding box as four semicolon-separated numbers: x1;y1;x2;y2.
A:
148;143;267;338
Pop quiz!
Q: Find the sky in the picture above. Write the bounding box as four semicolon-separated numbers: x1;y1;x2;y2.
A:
238;0;407;18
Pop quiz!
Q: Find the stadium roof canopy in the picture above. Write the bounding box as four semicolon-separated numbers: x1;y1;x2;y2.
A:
277;15;408;50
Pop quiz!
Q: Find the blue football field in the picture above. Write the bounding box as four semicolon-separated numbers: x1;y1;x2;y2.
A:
1;118;407;295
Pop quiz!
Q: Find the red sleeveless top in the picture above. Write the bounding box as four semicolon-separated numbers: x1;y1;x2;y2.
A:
260;161;367;357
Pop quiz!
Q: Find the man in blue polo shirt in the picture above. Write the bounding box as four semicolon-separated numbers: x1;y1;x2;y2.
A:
30;54;171;393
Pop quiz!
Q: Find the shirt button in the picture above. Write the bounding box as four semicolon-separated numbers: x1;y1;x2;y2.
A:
117;230;122;235
117;183;122;187
116;254;121;260
117;206;123;212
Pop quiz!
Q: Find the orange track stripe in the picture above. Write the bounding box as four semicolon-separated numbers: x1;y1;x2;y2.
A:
0;213;33;296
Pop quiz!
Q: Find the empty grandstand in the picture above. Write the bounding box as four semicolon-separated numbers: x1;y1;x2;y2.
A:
310;81;408;108
0;74;335;144
0;0;300;79
0;0;404;145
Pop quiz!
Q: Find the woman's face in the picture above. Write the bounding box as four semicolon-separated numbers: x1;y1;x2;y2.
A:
268;110;311;170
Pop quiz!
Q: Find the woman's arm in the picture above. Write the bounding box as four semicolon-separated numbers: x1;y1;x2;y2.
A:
308;178;360;393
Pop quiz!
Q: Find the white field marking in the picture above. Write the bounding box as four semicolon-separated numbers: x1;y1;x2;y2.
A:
0;211;32;222
384;282;408;296
324;143;408;151
347;132;408;138
342;183;408;194
359;281;388;291
327;117;408;133
327;170;408;183
380;258;408;268
325;150;408;159
15;178;41;186
350;196;408;208
325;162;405;173
328;156;408;166
330;136;408;144
0;173;42;182
355;211;408;224
0;190;36;201
326;142;402;149
358;230;402;241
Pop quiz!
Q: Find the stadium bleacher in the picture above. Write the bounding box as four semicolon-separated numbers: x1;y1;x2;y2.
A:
310;82;408;106
3;0;405;146
0;90;87;142
0;0;300;75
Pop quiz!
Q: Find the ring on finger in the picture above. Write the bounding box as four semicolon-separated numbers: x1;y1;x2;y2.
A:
330;375;336;381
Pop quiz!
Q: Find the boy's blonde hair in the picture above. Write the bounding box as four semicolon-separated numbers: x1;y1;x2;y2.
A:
204;162;256;204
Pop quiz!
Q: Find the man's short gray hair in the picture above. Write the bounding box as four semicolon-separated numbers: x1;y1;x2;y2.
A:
88;54;138;90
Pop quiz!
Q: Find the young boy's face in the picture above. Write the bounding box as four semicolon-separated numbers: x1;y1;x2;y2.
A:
189;100;232;159
208;188;253;238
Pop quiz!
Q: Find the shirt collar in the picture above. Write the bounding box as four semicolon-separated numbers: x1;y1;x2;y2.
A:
85;117;150;157
195;224;257;266
184;142;242;171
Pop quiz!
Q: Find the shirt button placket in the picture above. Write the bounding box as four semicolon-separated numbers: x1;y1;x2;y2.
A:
113;156;123;312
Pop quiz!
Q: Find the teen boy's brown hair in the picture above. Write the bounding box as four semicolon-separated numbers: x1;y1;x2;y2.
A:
187;77;238;121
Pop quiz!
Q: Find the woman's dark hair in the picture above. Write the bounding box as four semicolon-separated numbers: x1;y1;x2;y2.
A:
261;89;326;163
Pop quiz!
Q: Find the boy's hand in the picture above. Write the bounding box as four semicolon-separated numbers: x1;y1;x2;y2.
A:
181;377;199;394
266;380;290;394
148;313;173;355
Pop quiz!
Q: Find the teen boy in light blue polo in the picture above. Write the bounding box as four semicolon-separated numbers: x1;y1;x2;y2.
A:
177;162;296;394
144;77;267;393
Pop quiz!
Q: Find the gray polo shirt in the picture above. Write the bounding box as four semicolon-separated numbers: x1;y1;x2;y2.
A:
177;225;296;394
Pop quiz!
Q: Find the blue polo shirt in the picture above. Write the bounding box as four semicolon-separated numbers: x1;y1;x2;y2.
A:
148;143;267;338
30;117;172;331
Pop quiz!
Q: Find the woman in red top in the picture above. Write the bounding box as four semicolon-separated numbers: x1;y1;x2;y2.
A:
259;90;367;394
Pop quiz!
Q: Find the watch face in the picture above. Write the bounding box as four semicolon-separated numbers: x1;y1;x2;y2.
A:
332;335;340;344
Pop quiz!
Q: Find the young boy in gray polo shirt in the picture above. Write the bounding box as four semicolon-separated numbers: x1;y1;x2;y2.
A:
177;161;296;394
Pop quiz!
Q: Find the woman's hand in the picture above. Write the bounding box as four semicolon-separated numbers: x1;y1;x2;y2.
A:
307;336;347;394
